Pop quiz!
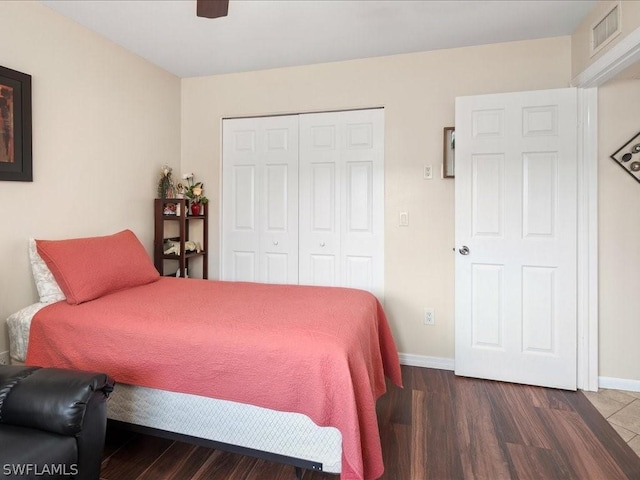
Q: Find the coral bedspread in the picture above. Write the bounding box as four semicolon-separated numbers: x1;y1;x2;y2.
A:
26;277;402;480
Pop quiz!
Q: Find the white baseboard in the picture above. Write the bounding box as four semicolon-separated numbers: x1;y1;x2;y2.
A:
397;355;640;393
599;376;640;393
0;350;9;366
398;353;454;371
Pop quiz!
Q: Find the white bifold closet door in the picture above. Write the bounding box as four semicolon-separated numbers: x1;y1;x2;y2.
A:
221;115;300;285
222;109;384;299
298;110;384;297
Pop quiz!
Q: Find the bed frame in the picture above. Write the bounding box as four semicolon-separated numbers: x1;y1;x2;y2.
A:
109;420;320;480
104;382;342;478
11;355;338;479
12;356;340;479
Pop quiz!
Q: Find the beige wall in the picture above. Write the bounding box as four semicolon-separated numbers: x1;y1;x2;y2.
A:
572;0;640;78
0;2;181;353
1;1;633;382
181;37;572;358
598;78;640;380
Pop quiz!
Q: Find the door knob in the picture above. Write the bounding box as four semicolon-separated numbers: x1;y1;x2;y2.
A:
320;242;326;247
459;246;470;255
273;241;279;246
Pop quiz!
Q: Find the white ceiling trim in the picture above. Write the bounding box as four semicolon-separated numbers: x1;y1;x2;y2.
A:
572;26;640;87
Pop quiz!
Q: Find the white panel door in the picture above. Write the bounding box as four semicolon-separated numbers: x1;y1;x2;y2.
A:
455;88;578;390
299;109;384;298
298;118;341;287
222;116;299;283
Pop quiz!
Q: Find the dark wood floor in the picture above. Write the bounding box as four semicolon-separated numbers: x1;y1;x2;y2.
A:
100;365;640;480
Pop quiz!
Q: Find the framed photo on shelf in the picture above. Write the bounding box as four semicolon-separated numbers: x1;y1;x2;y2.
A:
443;127;455;178
163;203;177;215
0;65;32;182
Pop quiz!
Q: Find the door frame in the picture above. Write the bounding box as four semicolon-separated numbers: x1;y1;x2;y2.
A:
574;26;640;391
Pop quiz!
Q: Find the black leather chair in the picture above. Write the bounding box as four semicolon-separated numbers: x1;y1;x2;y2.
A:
0;365;114;480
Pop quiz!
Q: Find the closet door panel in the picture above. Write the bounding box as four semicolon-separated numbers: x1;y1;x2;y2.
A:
310;163;336;232
222;116;298;284
341;110;384;298
309;254;337;286
299;118;341;287
265;164;288;231
346;161;372;233
223;109;383;299
233;165;256;230
299;109;384;297
345;255;374;292
343;159;375;293
259;119;299;284
232;251;256;281
222;123;260;282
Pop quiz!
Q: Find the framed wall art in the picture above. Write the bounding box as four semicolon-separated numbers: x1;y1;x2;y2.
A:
443;127;455;178
0;65;32;182
610;130;640;184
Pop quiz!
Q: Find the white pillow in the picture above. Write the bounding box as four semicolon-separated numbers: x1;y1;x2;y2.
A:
28;238;66;304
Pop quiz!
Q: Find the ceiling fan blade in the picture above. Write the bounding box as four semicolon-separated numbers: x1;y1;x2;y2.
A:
197;0;229;19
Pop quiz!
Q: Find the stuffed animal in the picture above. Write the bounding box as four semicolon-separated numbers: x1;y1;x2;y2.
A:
163;240;202;255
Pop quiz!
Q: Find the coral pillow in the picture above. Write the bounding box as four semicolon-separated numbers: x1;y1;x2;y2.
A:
36;230;159;305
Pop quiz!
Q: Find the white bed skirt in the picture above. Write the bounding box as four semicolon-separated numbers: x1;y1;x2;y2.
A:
7;304;342;473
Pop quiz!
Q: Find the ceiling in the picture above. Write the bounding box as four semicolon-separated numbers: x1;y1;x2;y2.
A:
41;0;597;79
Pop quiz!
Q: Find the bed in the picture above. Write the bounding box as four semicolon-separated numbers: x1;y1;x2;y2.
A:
8;231;402;480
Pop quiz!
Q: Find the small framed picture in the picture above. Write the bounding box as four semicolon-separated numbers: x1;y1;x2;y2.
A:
0;65;32;182
610;131;640;183
443;127;455;178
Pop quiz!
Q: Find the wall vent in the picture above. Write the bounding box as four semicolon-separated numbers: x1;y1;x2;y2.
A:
591;3;621;56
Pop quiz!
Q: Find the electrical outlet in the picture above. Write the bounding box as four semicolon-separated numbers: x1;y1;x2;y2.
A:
423;165;433;179
0;351;9;365
424;308;435;326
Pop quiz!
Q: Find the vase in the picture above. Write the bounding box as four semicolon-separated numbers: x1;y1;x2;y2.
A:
190;202;201;216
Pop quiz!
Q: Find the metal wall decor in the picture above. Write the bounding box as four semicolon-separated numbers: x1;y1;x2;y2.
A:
610;131;640;184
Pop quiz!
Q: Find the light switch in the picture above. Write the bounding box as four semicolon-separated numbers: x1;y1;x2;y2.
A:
399;211;409;226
